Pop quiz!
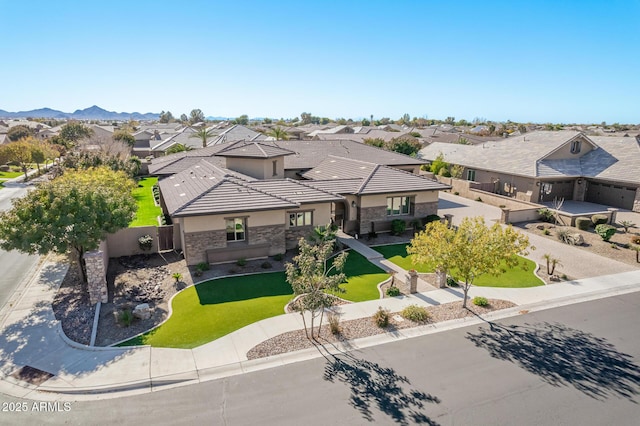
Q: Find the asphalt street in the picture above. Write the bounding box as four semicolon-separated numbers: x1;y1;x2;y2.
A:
2;291;639;425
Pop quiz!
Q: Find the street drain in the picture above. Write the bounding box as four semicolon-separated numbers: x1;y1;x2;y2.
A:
11;365;54;386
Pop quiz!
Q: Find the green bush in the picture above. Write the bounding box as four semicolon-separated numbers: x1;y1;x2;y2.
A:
196;262;210;272
575;217;591;231
543;229;550;235
390;219;406;236
401;304;430;322
118;309;134;327
475;197;483;202
138;234;153;252
373;306;390;328
367;230;378;240
261;261;273;269
172;272;182;282
273;253;284;261
386;286;400;297
538;208;555;223
447;276;459;287
472;296;489;307
595;224;616;242
424;214;441;225
236;258;247;267
453;191;460;195
591;214;608;226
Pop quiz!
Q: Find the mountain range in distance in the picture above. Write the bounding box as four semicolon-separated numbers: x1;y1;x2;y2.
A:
0;105;160;121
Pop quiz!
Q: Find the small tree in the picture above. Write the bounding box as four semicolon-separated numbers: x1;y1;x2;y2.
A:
618;220;635;233
268;126;289;141
0;139;34;179
543;253;561;275
189;127;215;148
285;236;348;340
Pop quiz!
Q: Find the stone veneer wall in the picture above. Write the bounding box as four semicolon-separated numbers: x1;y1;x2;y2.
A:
84;250;108;304
634;188;640;213
358;202;438;235
183;230;226;265
248;224;286;254
285;226;314;249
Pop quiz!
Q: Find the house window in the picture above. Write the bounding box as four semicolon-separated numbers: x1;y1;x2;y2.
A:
226;218;245;241
272;160;278;176
570;140;582;154
467;169;476;181
289;211;312;227
386;196;411;216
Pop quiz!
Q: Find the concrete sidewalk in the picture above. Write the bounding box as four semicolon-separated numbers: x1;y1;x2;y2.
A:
1;254;639;401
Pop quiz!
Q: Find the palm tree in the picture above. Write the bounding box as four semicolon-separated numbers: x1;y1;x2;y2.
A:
189;127;216;148
165;143;194;154
268;126;290;141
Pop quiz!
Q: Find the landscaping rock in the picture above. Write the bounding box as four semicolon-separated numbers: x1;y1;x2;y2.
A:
549;274;561;282
569;234;584;246
132;303;151;320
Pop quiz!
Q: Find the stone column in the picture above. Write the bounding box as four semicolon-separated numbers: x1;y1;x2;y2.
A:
84;250;108;304
500;208;511;224
573;179;587;202
607;208;619;225
406;270;418;293
443;214;453;228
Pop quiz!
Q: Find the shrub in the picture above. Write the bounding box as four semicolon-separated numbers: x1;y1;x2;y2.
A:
386;286;400;297
196;262;210;272
273;253;284;261
118;309;134;327
473;296;489;307
373;306;390;328
424;214;441;225
575;217;591;231
261;261;272;269
327;311;341;335
557;229;574;245
630;235;640;245
543;229;550;236
390;219;406;236
538;208;555;223
561;274;568;280
172;272;182;282
595;224;616;242
236;258;247;267
591;214;608;226
138;234;153;252
475;197;483;202
618;220;636;233
446;276;459;287
401;304;430;322
453;191;460;195
367;230;378;240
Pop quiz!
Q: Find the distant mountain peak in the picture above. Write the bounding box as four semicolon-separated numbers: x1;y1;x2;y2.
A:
0;105;160;120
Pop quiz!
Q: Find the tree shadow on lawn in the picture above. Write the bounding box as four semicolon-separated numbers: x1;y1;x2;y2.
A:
318;342;441;425
195;271;293;305
466;321;640;401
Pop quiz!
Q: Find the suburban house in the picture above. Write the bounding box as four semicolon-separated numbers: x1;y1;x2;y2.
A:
151;139;449;265
419;131;640;212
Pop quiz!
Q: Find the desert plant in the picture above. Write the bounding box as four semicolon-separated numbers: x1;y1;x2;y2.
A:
475;197;483;202
236;258;247;267
327;311;341;335
595;224;616;242
575;217;591;231
631;235;640;245
543;253;561;275
618;220;636;233
118;309;134;327
273;253;284;261
172;272;182;282
390;219;406;236
591;214;608;226
401;304;430;322
561;274;568;280
196;262;210;272
386;286;400;297
556;229;575;245
261;261;273;269
373;306;390;328
537;208;555;223
472;296;489;307
543;229;550;236
138;234;153;252
453;191;460;195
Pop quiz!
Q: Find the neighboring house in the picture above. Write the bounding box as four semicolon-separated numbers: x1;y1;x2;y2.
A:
420;131;640;212
151;139;449;264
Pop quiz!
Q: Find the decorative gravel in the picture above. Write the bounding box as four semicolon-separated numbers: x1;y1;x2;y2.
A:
247;299;516;360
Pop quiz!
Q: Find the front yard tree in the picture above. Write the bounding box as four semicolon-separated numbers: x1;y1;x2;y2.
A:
7;124;34;141
0;167;137;284
408;220;456;288
59;121;93;146
285;236;348;340
0;138;35;179
409;217;531;308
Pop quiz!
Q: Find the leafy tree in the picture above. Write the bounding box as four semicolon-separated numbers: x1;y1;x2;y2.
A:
7;125;33;141
189;126;216;148
0;139;35;179
400;113;411;125
159;111;175;123
0;167;137;284
233;114;249;125
180;113;189;123
165;143;194;154
59;122;93;146
408;217;530;308
29;140;58;174
113;130;135;146
363;138;385;148
387;136;421;156
445;116;455;125
319;117;330;125
189;109;205;124
450;164;464;179
361;118;370;126
300;112;312;125
429;153;449;176
488;124;496;135
263;117;272;124
268;126;289;140
285;236;348;340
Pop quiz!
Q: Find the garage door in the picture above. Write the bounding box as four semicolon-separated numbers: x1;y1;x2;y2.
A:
539;180;575;202
586;181;635;209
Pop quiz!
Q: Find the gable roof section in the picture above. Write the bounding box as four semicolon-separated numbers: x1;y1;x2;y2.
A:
302;156;449;195
581;137;640;185
214;140;296;158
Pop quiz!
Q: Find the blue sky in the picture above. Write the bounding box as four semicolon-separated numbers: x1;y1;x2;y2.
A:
2;0;639;123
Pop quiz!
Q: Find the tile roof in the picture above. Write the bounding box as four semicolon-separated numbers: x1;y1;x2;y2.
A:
214;140;296;158
582;136;640;184
248;179;343;204
302;156;449;195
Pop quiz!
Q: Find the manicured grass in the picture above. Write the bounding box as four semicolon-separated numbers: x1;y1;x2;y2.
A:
374;243;543;288
120;272;293;349
0;171;22;179
129;177;162;227
330;251;389;302
119;250;389;348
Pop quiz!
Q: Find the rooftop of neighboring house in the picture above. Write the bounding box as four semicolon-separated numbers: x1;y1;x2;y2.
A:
158;159;343;217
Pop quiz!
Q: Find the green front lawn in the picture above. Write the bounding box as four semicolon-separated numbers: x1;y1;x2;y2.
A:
374;243;543;288
0;171;22;179
119;250;389;349
129;177;162;227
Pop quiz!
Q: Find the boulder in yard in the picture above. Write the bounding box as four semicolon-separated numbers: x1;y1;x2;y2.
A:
132;303;151;320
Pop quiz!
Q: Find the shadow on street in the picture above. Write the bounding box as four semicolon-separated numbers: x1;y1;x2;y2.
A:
466;321;640;401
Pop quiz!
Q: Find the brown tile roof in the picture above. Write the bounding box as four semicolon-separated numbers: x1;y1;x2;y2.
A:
214;140;296;158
